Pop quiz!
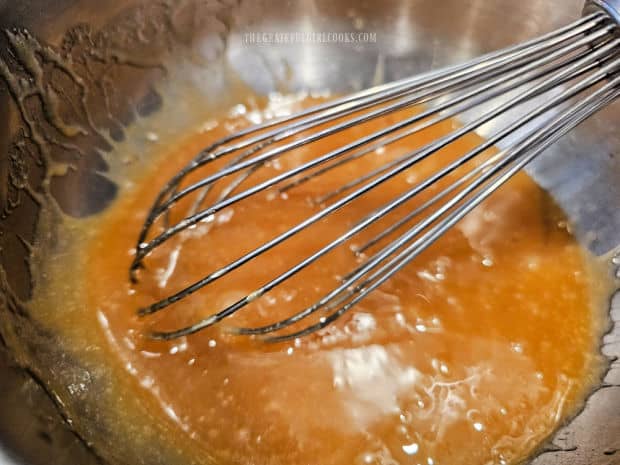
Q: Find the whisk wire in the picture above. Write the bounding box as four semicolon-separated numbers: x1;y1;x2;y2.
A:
134;21;617;269
140;36;620;321
132;12;609;259
134;9;620;341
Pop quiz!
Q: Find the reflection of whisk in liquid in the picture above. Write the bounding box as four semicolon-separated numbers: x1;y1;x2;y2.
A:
131;2;620;342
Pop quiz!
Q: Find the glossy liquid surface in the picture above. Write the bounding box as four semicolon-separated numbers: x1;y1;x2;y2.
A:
85;96;602;465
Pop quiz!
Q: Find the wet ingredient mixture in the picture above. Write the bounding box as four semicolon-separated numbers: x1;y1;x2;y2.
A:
84;95;604;465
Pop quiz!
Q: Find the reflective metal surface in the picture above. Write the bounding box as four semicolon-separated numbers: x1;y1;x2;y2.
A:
586;0;620;24
0;0;618;464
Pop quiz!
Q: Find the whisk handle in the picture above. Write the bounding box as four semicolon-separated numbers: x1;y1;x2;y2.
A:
585;0;620;26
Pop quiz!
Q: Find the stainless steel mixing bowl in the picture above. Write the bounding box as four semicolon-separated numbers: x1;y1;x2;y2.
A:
0;0;618;464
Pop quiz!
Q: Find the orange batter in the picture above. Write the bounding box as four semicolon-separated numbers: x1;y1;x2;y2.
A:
85;96;602;465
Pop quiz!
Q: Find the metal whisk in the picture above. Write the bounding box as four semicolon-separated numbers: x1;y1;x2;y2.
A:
131;0;620;342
